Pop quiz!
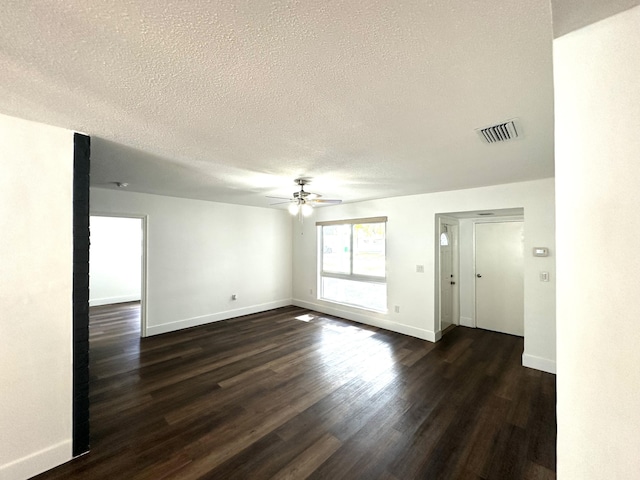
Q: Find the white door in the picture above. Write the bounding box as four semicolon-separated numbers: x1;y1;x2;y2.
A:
475;221;524;336
439;221;459;332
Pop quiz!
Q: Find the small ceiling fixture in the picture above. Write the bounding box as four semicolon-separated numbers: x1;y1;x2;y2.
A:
267;179;341;220
115;182;129;188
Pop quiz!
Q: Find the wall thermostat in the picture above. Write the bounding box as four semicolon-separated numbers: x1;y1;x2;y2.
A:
533;247;549;257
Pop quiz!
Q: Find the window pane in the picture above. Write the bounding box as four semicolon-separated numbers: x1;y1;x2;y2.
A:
440;232;449;246
321;276;387;312
322;224;351;274
352;223;385;277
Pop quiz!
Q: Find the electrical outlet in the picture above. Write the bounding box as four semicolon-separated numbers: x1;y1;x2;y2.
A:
540;272;549;282
231;294;237;300
309;289;313;295
394;306;400;313
416;265;424;273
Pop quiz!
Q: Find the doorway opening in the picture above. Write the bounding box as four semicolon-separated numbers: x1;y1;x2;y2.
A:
436;216;460;336
89;215;147;337
435;208;524;340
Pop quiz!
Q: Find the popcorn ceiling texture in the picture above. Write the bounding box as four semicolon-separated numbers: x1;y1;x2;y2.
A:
0;0;556;206
551;0;640;37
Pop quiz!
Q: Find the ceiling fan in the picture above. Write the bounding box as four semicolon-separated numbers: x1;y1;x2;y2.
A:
268;178;342;217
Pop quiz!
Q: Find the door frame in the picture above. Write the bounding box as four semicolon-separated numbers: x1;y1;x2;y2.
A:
435;215;460;338
472;216;523;329
89;212;149;337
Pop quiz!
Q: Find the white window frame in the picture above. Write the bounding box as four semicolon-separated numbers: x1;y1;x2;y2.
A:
317;216;388;311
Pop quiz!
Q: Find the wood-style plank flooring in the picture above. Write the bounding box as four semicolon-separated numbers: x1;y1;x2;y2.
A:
34;303;556;479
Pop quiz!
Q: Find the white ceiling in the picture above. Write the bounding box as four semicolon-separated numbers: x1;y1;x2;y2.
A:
551;0;640;38
0;1;623;208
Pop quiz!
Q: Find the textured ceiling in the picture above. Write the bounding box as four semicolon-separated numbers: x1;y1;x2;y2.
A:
0;0;560;207
551;0;640;37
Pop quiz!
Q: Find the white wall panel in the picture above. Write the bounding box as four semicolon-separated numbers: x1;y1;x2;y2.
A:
555;6;640;478
292;178;556;370
91;189;293;335
0;113;74;479
89;216;142;306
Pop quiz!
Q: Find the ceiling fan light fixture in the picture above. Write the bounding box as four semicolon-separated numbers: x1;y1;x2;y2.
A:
288;202;300;215
301;203;313;217
272;178;340;219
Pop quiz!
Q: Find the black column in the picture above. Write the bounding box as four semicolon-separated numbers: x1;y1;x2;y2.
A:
72;133;90;456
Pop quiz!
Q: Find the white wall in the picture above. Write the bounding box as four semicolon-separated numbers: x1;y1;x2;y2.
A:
89;216;142;306
554;6;640;479
292;178;556;372
0;113;74;479
91;188;293;335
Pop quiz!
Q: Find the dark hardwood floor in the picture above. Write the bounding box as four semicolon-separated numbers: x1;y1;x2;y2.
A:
34;303;556;480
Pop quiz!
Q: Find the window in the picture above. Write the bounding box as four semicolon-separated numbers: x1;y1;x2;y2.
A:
440;232;449;246
318;217;387;312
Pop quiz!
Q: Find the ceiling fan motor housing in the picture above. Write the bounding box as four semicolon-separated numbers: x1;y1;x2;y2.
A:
267;178;341;208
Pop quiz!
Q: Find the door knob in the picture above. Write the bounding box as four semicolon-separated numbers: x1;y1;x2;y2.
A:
476;274;482;278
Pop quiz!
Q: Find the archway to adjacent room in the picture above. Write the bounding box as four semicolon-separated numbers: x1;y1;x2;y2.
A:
89;214;148;337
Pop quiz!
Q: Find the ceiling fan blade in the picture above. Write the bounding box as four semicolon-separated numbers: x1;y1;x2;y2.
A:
266;195;292;200
269;179;339;208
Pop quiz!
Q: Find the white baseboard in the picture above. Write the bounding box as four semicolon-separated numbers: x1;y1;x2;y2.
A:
459;316;474;328
146;299;292;336
522;353;556;374
0;439;71;480
89;294;141;307
293;299;436;342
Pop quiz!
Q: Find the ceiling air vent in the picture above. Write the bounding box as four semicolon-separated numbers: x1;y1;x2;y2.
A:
476;119;521;144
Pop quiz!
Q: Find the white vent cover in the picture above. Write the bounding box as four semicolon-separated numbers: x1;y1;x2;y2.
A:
476;119;521;144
